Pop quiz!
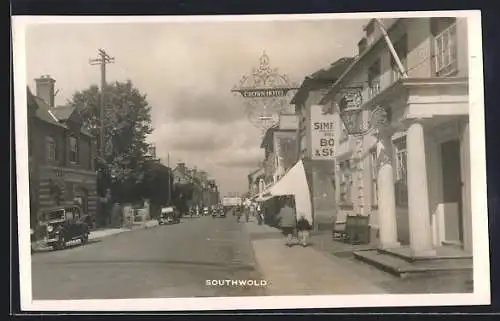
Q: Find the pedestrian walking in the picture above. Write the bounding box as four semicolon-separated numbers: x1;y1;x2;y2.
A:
236;208;241;222
296;214;312;247
244;206;249;223
277;196;297;247
256;207;263;225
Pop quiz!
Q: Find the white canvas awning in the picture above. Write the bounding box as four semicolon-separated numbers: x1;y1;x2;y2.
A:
258;160;313;224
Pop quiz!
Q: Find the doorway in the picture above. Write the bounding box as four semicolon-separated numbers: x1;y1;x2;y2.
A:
440;139;464;245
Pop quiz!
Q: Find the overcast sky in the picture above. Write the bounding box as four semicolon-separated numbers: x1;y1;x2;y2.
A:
24;17;368;196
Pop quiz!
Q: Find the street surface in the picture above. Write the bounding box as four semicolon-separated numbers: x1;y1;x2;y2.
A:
31;215;266;299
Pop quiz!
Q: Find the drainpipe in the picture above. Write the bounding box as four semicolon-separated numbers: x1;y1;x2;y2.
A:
374;19;408;78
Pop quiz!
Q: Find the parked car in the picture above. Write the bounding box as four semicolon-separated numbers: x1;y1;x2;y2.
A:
203;207;209;216
215;208;226;218
159;206;180;224
38;205;90;250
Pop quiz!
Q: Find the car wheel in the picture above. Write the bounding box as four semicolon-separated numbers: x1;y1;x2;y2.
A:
55;236;66;250
81;233;89;244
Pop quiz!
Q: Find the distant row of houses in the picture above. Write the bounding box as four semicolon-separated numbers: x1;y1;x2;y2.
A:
248;17;472;262
171;162;220;209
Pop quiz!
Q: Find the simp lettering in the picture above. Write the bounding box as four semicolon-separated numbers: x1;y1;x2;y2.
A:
313;122;335;130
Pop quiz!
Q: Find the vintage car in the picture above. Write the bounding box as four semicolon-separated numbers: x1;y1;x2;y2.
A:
38;205;90;250
211;206;226;218
159;206;180;225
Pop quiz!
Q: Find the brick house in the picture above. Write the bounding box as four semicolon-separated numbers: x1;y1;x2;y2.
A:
27;75;98;227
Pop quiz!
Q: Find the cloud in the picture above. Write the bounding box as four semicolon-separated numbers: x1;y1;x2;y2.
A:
151;118;261;154
213;147;263;169
167;89;245;124
153;120;232;152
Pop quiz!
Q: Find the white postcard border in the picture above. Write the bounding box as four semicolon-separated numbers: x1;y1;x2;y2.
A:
12;10;490;311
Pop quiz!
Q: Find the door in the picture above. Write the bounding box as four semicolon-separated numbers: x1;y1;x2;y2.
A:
440;139;464;244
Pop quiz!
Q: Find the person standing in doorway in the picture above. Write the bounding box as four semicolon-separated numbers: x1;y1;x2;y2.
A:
277;196;297;247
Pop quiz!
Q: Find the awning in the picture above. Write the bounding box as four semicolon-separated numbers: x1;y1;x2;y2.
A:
258;160;313;224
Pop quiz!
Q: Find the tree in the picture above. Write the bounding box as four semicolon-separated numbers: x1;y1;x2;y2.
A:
172;183;195;215
140;161;173;206
69;80;153;203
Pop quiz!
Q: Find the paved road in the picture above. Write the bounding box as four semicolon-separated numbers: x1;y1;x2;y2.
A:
31;215;267;299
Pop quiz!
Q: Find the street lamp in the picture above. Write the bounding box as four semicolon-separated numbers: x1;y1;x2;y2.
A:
336;86;391;136
329;85;393;225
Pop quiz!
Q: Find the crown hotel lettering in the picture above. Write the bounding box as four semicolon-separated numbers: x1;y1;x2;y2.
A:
236;88;290;98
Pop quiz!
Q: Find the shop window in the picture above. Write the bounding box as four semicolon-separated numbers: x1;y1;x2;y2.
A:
338;160;353;207
394;137;408;206
69;136;79;164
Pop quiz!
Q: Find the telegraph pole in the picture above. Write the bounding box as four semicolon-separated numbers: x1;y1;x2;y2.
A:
90;49;115;156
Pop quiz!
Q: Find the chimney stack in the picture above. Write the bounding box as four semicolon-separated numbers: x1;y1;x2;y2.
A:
34;75;56;107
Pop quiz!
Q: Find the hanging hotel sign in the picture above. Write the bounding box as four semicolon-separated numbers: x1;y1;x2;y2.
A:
232;87;296;98
231;51;299;132
311;104;336;160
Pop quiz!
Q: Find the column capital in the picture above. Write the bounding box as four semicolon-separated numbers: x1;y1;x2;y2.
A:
400;116;432;129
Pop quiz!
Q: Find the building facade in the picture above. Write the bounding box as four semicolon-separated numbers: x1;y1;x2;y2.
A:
248;166;265;196
320;17;471;256
172;163;219;209
291;58;354;230
260;114;299;187
28;75;98;227
256;114;299;225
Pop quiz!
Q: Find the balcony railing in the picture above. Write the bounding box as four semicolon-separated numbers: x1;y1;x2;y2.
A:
434;22;458;76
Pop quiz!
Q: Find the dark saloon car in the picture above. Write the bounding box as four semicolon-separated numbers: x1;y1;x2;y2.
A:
38;206;90;250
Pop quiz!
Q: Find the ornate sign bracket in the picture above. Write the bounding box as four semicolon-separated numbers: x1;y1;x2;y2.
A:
231;51;299;133
322;82;391;137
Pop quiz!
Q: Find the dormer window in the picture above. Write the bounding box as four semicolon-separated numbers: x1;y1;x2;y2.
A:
69;136;79;164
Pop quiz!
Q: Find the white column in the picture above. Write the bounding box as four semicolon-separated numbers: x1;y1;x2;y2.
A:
376;134;400;249
407;121;436;257
460;120;473;254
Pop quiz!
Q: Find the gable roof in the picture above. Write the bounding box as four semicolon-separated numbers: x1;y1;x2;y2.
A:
33;95;68;129
51;105;75;121
27;87;93;137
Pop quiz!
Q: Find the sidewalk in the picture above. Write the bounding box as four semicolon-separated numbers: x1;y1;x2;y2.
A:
244;220;386;295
